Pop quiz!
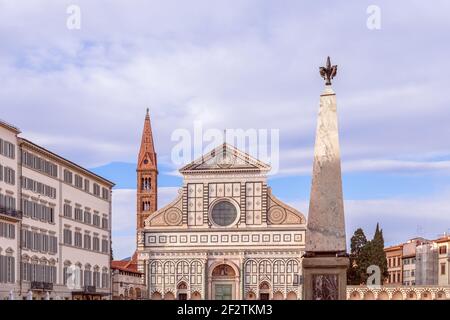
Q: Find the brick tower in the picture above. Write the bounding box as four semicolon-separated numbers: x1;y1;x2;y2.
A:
136;108;158;230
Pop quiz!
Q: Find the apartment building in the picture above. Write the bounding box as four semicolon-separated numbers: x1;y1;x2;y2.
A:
0;119;114;300
385;244;403;285
436;236;450;286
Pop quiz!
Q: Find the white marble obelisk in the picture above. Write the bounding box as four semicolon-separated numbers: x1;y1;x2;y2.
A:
306;84;346;253
302;57;348;300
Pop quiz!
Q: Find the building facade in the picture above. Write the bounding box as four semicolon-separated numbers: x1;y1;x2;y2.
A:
384;245;403;285
135;113;306;300
112;255;147;300
0;119;114;300
347;285;450;300
437;236;450;286
415;242;438;285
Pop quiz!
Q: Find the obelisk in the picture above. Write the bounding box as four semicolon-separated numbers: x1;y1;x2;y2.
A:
302;57;349;300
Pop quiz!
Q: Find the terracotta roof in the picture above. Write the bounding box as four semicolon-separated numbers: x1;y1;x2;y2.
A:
111;251;139;273
435;236;450;243
384;244;403;252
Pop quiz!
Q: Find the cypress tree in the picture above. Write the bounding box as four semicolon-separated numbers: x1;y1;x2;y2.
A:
347;228;368;285
370;223;388;282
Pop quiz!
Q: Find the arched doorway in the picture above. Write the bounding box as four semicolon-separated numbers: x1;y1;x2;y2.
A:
129;287;135;300
209;263;238;300
259;282;271;300
421;291;431;300
406;291;417;300
286;291;297;300
136;288;141;300
435;291;446;300
392;291;403;300
377;291;389;300
273;291;283;300
349;291;361;300
246;291;256;300
363;291;375;300
191;291;201;300
164;292;175;300
151;291;162;300
177;281;188;300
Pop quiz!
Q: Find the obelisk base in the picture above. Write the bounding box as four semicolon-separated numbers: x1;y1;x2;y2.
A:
302;256;349;300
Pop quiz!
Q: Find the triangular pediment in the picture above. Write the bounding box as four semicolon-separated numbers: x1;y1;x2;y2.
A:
179;143;271;174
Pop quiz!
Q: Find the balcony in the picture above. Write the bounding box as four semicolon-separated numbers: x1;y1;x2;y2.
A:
0;206;22;220
30;281;54;291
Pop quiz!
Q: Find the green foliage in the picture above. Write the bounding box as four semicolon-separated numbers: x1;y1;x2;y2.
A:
347;223;388;285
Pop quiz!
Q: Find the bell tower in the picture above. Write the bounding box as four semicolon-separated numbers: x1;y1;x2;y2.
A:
136;108;158;229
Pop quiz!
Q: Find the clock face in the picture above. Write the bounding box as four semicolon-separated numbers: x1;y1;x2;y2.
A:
144;159;149;164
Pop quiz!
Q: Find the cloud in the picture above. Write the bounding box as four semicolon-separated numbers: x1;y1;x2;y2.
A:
1;1;450;173
287;192;450;248
111;187;180;259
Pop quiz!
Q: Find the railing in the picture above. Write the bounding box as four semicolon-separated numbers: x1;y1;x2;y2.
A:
0;206;22;219
30;281;54;291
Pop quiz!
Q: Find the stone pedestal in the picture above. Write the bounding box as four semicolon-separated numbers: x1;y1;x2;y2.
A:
302;256;349;300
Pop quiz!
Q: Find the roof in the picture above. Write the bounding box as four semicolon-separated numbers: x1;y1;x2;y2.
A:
435;236;450;243
111;252;140;273
0;119;21;134
384;244;403;252
179;143;271;174
19;138;115;187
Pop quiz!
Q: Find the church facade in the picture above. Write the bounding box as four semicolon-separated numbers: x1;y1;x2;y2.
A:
135;111;306;300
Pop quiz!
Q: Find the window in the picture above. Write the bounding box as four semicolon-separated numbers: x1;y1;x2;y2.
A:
93;214;100;227
84;268;92;286
3;167;15;185
101;217;108;230
84;211;92;224
101;269;109;288
210;200;237;226
101;239;108;253
74;232;82;248
0;139;15;159
74;208;83;221
102;187;109;200
84;179;90;192
93;237;100;251
63;169;73;184
93;269;100;287
4;195;16;210
49;235;57;254
441;263;446;275
64;203;72;218
0;255;15;283
21;199;54;223
63;229;72;245
84;234;91;250
93;183;100;196
439;246;447;255
75;174;83;188
21;150;57;177
21;176;56;198
0;222;15;239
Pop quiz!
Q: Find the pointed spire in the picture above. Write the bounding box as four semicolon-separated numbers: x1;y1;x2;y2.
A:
138;108;156;168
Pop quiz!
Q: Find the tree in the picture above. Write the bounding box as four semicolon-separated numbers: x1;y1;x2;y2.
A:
347;224;389;285
347;228;368;285
370;223;389;282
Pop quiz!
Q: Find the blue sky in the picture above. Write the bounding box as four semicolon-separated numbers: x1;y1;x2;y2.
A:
1;1;450;259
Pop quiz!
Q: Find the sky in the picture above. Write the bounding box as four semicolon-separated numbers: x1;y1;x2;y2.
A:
1;1;450;259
